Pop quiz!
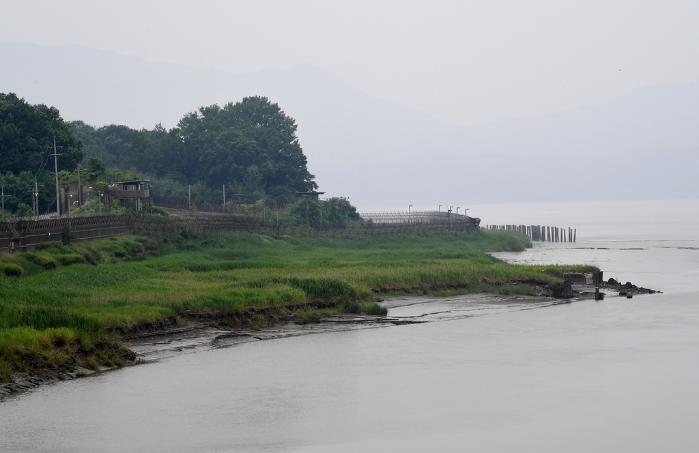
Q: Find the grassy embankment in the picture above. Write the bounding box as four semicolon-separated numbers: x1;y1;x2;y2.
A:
0;230;597;383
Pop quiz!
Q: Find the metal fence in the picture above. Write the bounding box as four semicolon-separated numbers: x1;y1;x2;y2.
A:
0;211;482;254
360;211;480;225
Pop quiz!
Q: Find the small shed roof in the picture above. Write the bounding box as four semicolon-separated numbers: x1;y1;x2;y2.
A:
112;180;151;185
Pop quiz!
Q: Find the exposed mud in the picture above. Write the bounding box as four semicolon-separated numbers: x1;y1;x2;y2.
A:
1;283;658;400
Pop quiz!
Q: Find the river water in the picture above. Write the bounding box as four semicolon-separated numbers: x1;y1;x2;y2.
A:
2;199;699;452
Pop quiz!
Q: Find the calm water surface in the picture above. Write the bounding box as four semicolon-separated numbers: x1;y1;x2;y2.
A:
2;199;699;452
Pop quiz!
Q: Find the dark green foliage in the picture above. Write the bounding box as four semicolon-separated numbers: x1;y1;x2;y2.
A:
84;156;106;181
0;171;56;216
15;203;33;218
0;93;82;175
70;96;316;205
285;197;362;228
0;93;83;215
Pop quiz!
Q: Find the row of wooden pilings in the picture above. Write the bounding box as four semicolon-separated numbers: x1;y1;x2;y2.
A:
483;224;577;243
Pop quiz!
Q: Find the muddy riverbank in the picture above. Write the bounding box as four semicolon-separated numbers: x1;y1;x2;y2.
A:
0;276;658;400
0;293;558;398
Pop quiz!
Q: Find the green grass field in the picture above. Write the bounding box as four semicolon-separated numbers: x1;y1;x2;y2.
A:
0;230;597;382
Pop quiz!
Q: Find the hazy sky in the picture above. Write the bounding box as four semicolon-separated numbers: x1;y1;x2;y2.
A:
3;0;699;126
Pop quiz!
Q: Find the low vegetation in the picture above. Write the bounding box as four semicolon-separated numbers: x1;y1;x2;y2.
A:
0;230;597;383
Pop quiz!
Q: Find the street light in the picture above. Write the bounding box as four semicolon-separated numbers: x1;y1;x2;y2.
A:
456;206;460;215
408;204;413;223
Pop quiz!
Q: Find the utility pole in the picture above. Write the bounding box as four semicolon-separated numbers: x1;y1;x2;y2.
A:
50;137;62;216
222;184;226;208
188;184;192;210
33;178;39;218
76;164;82;206
1;184;5;218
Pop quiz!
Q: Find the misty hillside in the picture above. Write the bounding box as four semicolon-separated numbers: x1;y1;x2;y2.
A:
1;43;697;208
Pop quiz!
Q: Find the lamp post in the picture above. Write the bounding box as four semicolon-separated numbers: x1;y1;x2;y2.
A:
408;204;413;223
456;206;460;215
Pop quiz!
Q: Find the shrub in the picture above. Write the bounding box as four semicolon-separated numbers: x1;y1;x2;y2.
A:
56;254;85;266
0;262;24;277
287;277;357;301
24;252;57;269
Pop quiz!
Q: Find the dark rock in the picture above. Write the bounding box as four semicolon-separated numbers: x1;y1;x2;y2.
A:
595;287;605;301
552;280;573;299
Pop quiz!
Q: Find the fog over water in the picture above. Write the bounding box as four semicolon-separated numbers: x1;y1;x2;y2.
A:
2;200;698;452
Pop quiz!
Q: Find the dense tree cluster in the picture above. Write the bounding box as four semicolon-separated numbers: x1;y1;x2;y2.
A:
1;94;319;215
0;93;83;175
285;197;362;228
0;93;83;215
71;96;317;204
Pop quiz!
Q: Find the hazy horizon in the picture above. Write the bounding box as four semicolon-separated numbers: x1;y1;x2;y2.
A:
3;0;699;127
2;1;698;208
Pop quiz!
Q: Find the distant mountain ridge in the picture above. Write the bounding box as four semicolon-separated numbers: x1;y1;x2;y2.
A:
1;42;697;208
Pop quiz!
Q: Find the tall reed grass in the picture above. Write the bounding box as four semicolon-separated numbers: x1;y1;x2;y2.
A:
0;230;596;381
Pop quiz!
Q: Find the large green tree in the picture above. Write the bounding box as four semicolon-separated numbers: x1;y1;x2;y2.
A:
176;96;317;195
72;96;317;204
0;93;82;174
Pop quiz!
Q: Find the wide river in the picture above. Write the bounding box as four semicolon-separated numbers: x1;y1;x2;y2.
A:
2;199;699;452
